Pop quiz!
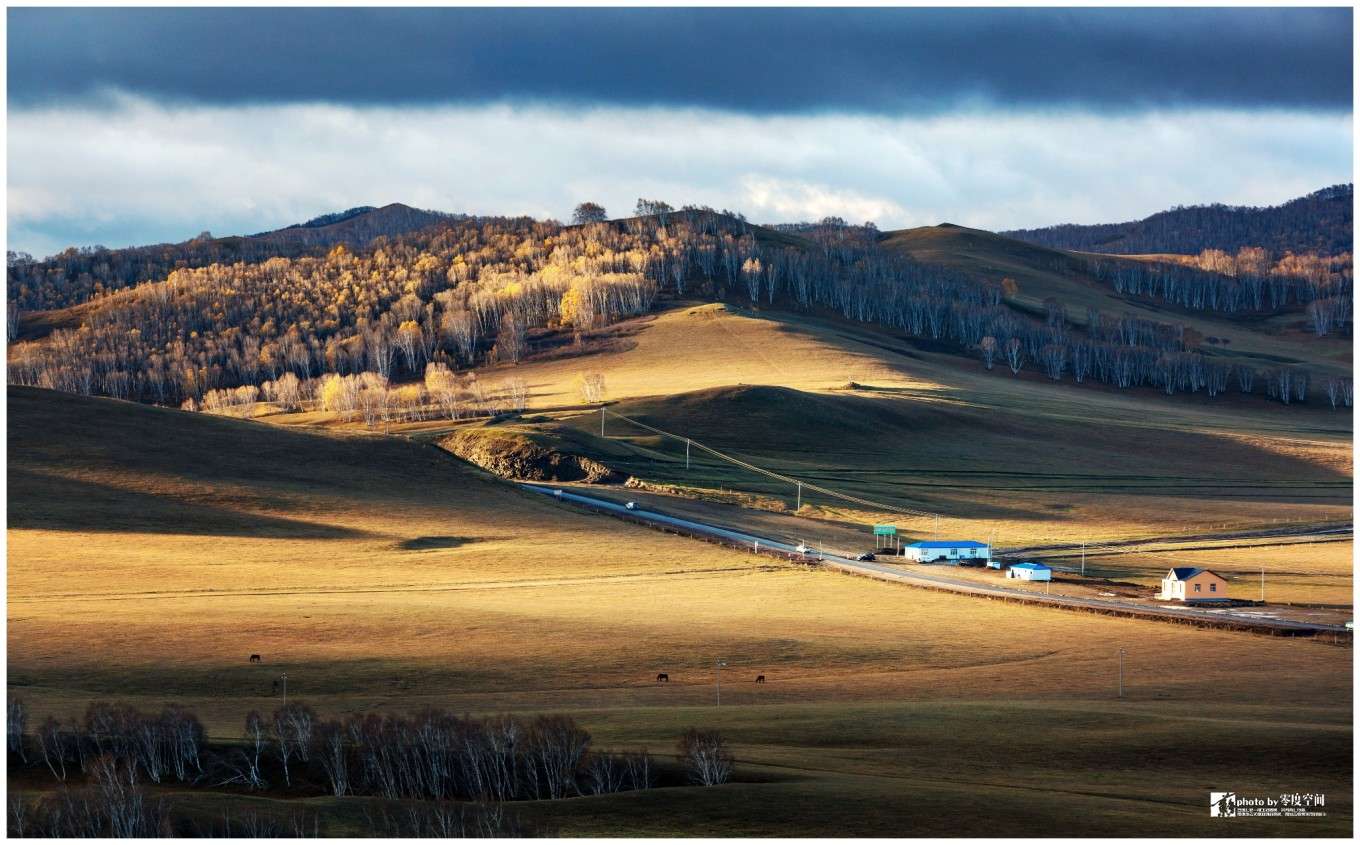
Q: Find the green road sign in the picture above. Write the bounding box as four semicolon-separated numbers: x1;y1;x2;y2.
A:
873;524;897;536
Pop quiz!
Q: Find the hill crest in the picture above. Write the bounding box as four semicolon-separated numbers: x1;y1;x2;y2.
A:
1000;184;1353;256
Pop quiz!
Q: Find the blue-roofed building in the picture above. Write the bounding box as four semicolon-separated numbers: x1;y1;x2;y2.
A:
1006;561;1052;582
902;540;990;563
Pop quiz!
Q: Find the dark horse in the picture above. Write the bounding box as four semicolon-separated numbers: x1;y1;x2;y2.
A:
656;673;669;683
755;675;766;684
249;654;262;664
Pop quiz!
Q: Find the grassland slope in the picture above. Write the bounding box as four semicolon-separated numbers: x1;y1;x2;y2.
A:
7;387;1353;835
881;224;1351;376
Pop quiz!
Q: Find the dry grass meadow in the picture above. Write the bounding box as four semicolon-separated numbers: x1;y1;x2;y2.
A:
7;383;1353;835
341;301;1352;604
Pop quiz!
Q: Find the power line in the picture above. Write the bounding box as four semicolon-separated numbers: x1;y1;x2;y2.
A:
1006;538;1348;578
600;406;941;520
597;405;1349;579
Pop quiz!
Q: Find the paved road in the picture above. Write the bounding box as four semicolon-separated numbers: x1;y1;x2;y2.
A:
522;483;1351;636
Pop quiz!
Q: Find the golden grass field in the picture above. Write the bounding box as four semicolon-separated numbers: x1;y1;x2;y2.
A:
7;385;1352;835
342;300;1349;606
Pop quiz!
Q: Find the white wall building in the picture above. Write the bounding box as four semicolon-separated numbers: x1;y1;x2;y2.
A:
902;541;990;563
1006;562;1052;581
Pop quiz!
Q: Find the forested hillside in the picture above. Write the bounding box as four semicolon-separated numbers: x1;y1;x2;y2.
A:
1002;185;1353;257
7;203;1353;419
6;203;455;313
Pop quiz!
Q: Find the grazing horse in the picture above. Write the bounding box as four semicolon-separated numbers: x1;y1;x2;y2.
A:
249;654;262;664
656;673;669;683
755;675;766;684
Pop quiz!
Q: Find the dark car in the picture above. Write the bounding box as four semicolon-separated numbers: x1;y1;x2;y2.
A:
956;558;985;568
855;552;876;561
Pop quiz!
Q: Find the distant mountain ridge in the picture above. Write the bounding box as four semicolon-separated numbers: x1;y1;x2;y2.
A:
284;206;378;230
1001;185;1353;257
241;203;460;248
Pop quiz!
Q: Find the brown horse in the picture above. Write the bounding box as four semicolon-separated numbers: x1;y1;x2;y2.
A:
755;675;766;684
249;654;262;664
656;673;669;683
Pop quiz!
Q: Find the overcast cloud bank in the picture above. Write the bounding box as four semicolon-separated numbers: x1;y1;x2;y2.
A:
8;98;1352;258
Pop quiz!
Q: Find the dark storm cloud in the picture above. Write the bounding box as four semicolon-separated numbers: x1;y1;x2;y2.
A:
8;7;1352;113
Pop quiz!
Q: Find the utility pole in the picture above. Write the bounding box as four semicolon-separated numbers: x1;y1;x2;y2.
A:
685;438;691;470
600;405;605;437
280;673;288;706
1261;565;1265;604
715;660;727;707
1081;542;1086;577
934;514;940;539
1118;649;1125;699
795;481;802;511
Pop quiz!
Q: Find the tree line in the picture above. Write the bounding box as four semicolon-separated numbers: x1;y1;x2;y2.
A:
1002;184;1353;257
7;697;735;838
8;205;1345;412
6;205;459;314
1082;250;1351;334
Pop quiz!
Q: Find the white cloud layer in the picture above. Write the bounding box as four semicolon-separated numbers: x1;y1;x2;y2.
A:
7;95;1352;258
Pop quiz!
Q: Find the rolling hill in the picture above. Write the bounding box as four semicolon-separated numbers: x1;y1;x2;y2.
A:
7;203;455;312
880;223;1352;377
11;196;1349;427
240;202;457;249
1000;184;1353;256
298;297;1354;605
8;385;1353;836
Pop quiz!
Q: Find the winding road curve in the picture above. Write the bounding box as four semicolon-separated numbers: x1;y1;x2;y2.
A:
522;483;1351;637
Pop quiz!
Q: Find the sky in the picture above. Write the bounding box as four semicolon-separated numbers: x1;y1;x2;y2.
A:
7;7;1354;258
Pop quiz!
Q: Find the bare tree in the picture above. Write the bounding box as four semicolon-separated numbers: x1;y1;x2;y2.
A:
577;371;607;404
493;312;528;364
316;722;351;797
979;336;997;370
677;728;733;786
525;715;590;800
89;753;160;838
7;697;26;762
37;717;72;780
1004;338;1026;376
1040;343;1067;381
271;703;314;787
161;706;202;782
8;794;29;838
364;323;397;379
240;711;268;790
505;377;530;412
440;307;479;363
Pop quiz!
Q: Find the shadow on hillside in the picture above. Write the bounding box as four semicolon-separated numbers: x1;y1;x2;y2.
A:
7;468;368;539
395;535;471;550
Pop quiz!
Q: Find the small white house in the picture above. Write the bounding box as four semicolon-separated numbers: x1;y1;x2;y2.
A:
902;540;990;563
1006;562;1052;581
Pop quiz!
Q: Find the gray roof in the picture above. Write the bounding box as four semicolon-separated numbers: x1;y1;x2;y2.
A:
1168;567;1226;581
